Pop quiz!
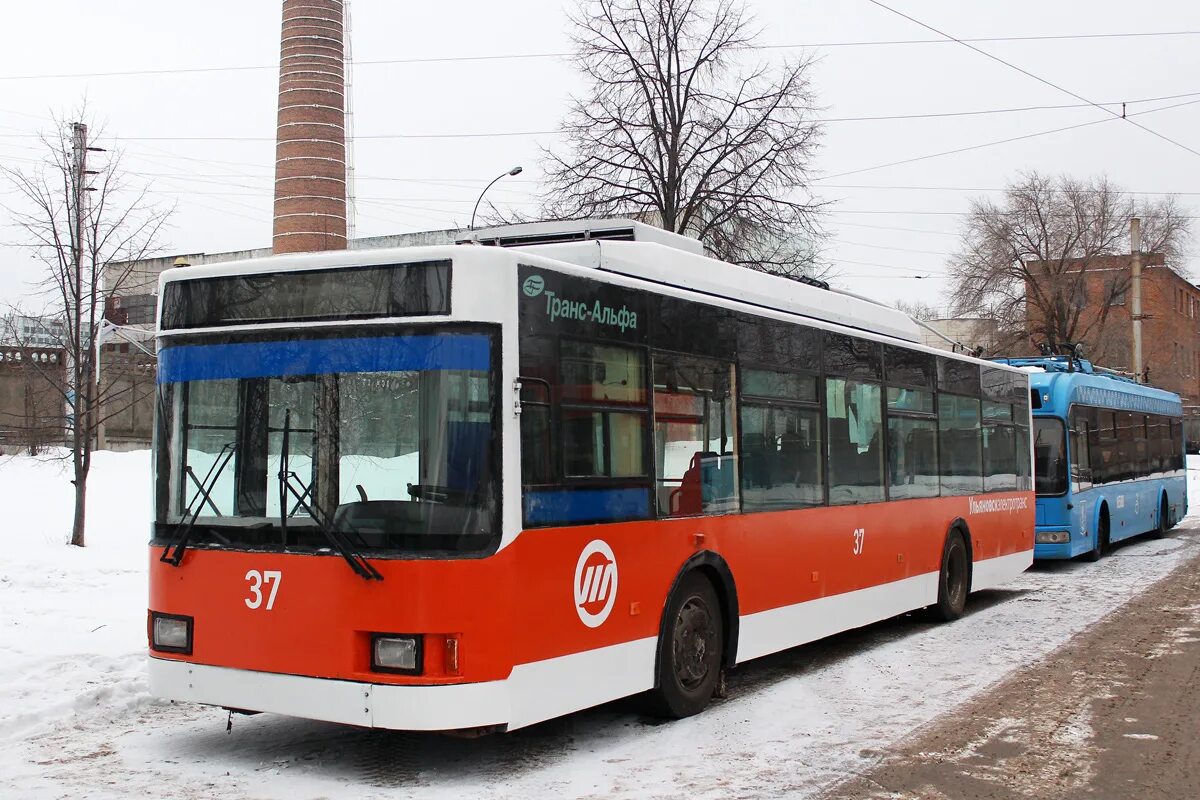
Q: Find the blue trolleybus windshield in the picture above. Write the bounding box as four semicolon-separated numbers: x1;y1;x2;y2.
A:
153;327;500;556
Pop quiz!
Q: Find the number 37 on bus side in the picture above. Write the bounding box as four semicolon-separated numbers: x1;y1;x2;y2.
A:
852;528;866;556
244;570;282;610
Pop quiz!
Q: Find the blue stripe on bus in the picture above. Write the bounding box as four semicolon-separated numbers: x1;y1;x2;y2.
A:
158;334;490;384
523;487;650;526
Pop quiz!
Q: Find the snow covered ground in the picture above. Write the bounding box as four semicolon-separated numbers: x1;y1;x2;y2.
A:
1;451;1198;798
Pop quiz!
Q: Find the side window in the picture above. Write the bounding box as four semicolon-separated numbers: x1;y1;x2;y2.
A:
653;353;738;516
887;387;938;500
740;368;823;510
1115;411;1137;482
939;394;982;495
560;340;648;478
1068;407;1092;492
826;377;884;504
519;335;555;487
520;338;652;528
983;401;1018;492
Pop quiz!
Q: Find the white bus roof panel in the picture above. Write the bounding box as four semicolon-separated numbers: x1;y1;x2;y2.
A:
512;240;921;343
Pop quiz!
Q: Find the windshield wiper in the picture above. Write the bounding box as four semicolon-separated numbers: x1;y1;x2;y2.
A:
277;409;382;581
161;442;238;567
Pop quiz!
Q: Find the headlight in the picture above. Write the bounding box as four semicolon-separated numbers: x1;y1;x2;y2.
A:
1035;530;1070;544
150;612;193;654
371;634;422;674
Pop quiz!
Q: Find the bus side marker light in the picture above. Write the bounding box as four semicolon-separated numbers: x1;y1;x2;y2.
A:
372;635;423;675
630;601;641;616
811;571;819;582
693;532;706;547
445;637;460;675
897;554;904;563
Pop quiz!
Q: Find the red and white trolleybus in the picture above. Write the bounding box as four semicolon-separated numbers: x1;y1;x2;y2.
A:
148;219;1034;731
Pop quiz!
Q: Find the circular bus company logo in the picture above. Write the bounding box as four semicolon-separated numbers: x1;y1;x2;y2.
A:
522;274;545;297
574;539;618;628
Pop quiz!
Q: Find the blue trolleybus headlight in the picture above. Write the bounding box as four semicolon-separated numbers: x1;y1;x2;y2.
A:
372;634;423;674
1035;530;1071;544
150;612;193;654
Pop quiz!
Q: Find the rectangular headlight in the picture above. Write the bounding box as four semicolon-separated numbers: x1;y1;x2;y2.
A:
150;612;193;654
371;634;422;674
1035;530;1070;544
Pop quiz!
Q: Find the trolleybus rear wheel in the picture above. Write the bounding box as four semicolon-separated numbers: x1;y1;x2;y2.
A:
648;572;724;719
931;530;969;622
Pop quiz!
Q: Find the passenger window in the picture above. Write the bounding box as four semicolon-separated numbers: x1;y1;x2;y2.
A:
823;333;883;381
560;340;646;404
653;353;738;516
741;367;823;510
563;409;646;477
826;378;884;504
982;401;1018;492
937;357;981;396
939;394;983;495
888;416;939;499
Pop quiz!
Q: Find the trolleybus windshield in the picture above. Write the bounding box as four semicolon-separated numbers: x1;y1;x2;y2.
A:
153;327;499;556
1033;417;1067;496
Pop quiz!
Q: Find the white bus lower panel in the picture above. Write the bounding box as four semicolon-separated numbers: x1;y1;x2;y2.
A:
149;636;660;733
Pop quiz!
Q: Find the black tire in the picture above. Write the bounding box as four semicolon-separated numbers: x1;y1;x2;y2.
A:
1083;509;1109;562
1151;495;1171;539
646;572;724;719
931;530;970;622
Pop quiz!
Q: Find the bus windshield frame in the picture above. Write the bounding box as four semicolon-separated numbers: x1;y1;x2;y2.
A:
153;324;501;559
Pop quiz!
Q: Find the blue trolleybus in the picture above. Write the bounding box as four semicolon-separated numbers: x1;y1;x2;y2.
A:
994;357;1186;560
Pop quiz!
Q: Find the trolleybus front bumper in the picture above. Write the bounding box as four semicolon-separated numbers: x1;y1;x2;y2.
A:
149;657;511;732
1033;527;1078;559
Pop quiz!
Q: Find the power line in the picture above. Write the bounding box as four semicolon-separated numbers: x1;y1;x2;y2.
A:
818;96;1200;181
2;30;1198;81
837;239;953;256
824;182;1200;196
5;90;1199;143
865;0;1200;161
834;221;960;237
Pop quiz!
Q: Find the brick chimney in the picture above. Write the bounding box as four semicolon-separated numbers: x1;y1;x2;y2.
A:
272;0;348;254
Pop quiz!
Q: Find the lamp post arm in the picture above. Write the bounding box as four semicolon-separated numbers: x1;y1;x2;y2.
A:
470;172;509;231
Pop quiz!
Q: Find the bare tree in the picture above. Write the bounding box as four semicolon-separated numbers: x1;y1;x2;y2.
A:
946;172;1191;358
1;115;171;546
894;299;941;322
541;0;825;277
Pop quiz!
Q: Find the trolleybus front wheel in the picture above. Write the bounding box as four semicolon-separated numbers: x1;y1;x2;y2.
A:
1082;509;1110;562
1151;495;1171;539
648;572;724;719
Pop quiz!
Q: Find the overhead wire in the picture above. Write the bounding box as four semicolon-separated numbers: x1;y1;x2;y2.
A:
2;30;1199;81
865;0;1200;161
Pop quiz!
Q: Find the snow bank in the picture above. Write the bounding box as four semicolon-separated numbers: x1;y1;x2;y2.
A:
0;449;152;742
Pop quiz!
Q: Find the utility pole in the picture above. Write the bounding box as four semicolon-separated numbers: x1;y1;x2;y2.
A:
1130;217;1144;383
69;123;89;453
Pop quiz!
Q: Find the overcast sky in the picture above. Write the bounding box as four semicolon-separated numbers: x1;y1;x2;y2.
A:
2;0;1199;314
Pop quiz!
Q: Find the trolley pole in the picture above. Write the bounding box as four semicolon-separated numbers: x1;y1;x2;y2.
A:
1131;217;1143;382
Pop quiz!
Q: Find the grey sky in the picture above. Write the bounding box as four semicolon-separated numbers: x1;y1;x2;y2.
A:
2;0;1199;315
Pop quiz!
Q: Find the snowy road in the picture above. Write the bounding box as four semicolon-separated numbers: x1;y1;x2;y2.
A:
3;451;1200;798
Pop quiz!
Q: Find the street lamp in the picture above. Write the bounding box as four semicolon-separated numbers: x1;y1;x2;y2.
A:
470;166;523;230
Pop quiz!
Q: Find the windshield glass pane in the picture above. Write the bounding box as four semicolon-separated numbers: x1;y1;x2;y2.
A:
1033;417;1067;496
155;329;499;556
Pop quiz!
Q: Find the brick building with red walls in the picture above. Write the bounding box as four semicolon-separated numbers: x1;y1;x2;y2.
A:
1025;253;1200;413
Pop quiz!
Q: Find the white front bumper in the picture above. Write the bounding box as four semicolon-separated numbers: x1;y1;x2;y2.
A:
148;658;511;731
